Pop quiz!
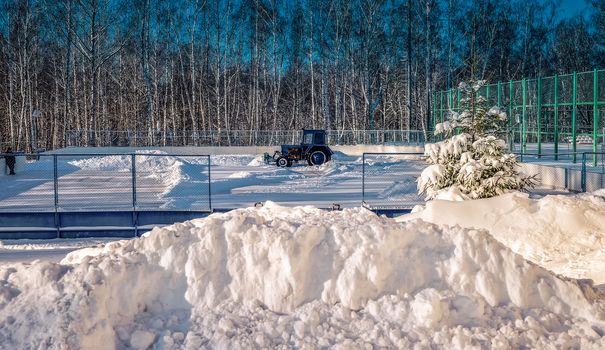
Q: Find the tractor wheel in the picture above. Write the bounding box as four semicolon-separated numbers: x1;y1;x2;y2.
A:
276;156;289;167
308;150;327;166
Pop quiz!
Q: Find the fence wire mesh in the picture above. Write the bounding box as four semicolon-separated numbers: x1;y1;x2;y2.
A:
56;154;134;211
516;153;583;192
63;129;426;148
2;150;605;214
362;153;425;209
135;154;210;211
516;152;605;192
435;69;605;161
0;154;55;211
0;153;211;212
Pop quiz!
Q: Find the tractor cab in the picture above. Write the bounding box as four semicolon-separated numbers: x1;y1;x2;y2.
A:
302;129;326;146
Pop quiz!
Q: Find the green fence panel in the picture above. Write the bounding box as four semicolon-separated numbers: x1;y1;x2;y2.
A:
434;69;605;163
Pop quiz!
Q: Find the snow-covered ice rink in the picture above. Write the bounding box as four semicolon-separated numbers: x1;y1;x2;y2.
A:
1;147;605;348
0;147;425;211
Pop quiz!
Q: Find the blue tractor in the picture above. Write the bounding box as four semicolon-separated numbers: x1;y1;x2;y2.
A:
273;129;333;167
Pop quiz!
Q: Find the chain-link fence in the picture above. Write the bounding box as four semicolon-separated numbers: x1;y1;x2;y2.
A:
0;153;211;212
434;69;605;163
0;153;55;211
516;153;583;192
580;153;605;192
516;152;605;192
64;129;426;148
362;151;605;207
2;150;605;215
135;154;211;211
361;152;425;209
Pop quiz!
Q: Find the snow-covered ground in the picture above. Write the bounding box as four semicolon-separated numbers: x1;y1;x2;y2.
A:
0;238;121;263
399;191;605;287
1;200;605;348
1;147;605;348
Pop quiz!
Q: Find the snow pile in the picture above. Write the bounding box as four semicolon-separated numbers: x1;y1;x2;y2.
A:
69;154;132;172
399;191;605;285
1;203;605;348
68;151;185;196
227;171;252;179
246;154;267;166
68;150;175;172
211;155;257;166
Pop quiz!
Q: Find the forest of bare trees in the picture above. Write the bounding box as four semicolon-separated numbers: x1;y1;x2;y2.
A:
0;0;604;150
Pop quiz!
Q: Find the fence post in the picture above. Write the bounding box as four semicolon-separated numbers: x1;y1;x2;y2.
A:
519;79;527;154
581;152;587;192
537;77;542;157
572;72;578;163
519;79;527;160
208;155;212;211
432;91;436;131
440;90;444;125
509;80;513;151
554;74;559;160
53;155;58;210
131;154;137;209
53;155;60;238
362;153;366;206
497;81;501;107
593;69;598;166
433;91;438;131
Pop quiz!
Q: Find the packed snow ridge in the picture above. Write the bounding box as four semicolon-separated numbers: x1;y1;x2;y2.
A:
401;190;605;285
1;202;605;349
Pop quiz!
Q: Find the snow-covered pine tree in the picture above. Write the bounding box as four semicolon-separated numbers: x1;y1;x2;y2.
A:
418;80;535;200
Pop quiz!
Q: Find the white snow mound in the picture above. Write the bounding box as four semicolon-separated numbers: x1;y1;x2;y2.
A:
398;191;605;284
68;151;184;195
1;202;604;349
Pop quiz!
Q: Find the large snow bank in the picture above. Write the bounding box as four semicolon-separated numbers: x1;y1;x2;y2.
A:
399;191;605;285
1;203;605;349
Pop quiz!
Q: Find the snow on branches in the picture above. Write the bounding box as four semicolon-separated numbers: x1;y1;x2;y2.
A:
418;80;534;201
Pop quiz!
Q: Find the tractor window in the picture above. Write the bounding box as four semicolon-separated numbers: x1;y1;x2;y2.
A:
303;133;314;144
314;133;325;144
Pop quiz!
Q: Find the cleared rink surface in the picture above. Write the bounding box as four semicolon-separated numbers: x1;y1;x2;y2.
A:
210;153;425;209
0;148;426;211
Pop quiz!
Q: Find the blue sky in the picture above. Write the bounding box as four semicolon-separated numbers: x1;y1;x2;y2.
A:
560;0;590;18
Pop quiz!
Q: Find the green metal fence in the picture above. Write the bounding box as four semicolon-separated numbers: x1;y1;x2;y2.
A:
433;69;605;165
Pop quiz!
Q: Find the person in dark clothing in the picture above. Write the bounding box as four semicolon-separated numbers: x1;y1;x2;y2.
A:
4;148;15;175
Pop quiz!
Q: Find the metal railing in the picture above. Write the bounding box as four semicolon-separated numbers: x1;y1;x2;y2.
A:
581;152;605;192
515;152;605;192
2;150;605;216
64;129;426;147
0;153;211;212
361;151;605;209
